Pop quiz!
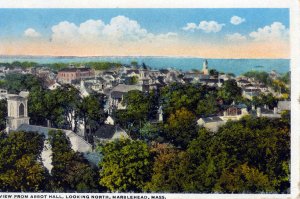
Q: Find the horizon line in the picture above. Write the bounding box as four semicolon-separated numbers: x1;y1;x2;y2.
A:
0;54;290;60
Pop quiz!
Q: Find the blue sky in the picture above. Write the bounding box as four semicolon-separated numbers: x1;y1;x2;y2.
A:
0;8;290;58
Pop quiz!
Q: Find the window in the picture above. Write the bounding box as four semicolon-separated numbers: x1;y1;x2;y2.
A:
19;103;25;117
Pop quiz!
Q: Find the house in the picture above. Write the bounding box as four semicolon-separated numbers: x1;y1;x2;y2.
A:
57;68;95;84
242;88;261;99
220;103;249;122
48;81;61;90
197;116;225;132
108;84;142;112
94;124;130;143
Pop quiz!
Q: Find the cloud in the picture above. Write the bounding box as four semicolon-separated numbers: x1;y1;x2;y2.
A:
198;21;225;33
50;15;177;44
102;16;149;41
51;21;78;42
230;16;245;25
24;28;41;38
249;22;289;41
226;33;247;42
182;23;197;31
182;21;225;33
78;19;105;38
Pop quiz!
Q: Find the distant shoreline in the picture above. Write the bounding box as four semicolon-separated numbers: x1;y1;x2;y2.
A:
0;56;290;76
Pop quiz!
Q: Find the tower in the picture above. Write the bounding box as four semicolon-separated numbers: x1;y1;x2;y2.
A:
6;92;30;132
202;60;209;75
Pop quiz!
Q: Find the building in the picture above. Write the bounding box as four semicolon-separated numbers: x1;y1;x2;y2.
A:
107;84;142;112
57;68;95;84
202;60;209;75
6;92;30;131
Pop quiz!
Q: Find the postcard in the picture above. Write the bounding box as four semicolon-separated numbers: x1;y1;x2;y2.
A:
0;0;298;198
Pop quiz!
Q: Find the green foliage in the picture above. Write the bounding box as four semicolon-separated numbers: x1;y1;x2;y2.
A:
209;69;219;76
160;83;217;117
244;71;271;85
86;62;121;70
140;122;163;142
0;131;48;192
127;76;139;85
183;116;290;193
49;130;100;192
252;93;278;109
218;79;242;104
0;61;38;69
77;93;107;140
196;93;219;117
131;61;138;67
29;85;106;133
2;73;43;93
99;139;152;192
145;117;290;193
163;107;198;148
215;163;273;193
115;90;158;138
144;143;186;192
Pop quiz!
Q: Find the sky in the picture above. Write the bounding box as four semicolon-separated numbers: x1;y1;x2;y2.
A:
0;9;290;58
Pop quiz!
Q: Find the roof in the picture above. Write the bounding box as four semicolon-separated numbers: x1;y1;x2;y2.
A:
110;84;142;93
59;68;92;72
7;95;25;101
278;101;291;111
94;124;116;139
111;91;125;99
17;124;92;152
17;124;52;138
201;116;223;123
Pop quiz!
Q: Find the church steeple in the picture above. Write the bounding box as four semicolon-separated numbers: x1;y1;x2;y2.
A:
202;59;209;75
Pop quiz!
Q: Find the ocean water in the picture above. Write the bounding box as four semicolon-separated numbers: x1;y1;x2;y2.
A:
0;56;290;76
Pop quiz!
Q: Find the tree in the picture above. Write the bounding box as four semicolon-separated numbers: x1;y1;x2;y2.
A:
116;90;156;138
145;143;189;192
140;122;164;142
218;79;242;104
77;94;106;140
127;76;139;85
0;131;49;192
163;107;198;148
2;73;43;93
252;93;278;109
160;83;216;117
209;69;219;77
99;139;152;192
131;61;138;67
49;130;100;192
196;93;219;117
215;163;274;193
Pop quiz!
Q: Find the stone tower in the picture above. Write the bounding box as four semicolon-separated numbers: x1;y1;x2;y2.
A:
6;92;30;132
202;59;209;75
